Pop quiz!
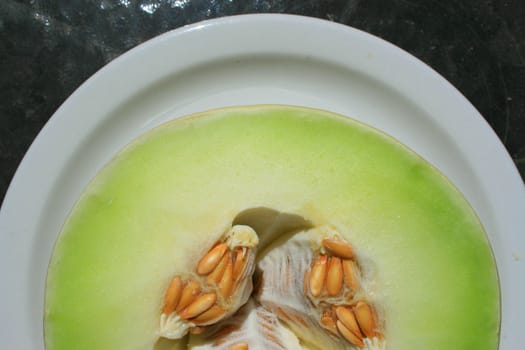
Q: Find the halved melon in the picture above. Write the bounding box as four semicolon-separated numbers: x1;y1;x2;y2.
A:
44;105;499;350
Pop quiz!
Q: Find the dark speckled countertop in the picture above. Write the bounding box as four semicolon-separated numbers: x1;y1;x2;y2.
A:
1;0;524;202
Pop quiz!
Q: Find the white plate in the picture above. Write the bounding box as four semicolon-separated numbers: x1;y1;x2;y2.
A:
0;14;523;349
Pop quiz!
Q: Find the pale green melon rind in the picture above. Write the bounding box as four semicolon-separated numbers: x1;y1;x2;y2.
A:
44;105;499;350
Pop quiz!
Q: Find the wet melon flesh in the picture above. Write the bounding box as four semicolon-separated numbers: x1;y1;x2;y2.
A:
44;105;499;350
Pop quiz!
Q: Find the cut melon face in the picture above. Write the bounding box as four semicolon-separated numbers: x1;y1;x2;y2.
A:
44;105;500;350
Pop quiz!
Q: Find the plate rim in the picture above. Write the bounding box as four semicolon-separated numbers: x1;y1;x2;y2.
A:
1;13;523;349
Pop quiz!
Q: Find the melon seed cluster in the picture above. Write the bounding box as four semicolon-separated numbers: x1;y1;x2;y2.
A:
304;231;383;347
160;225;385;350
159;225;258;339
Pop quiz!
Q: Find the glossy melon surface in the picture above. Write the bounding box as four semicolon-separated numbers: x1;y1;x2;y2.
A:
44;105;499;350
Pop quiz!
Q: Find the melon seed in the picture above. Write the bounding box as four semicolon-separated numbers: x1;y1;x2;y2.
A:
197;243;229;275
309;255;328;297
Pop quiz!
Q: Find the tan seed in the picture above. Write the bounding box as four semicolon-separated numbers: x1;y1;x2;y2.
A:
322;238;354;259
162;276;182;315
326;257;343;296
207;252;230;284
180;293;217;319
354;301;377;338
309;255;328;297
218;255;234;298
175;280;201;312
342;259;360;291
191;305;226;324
335;306;363;338
197;243;228;275
320;312;338;335
228;343;248;350
336;320;364;347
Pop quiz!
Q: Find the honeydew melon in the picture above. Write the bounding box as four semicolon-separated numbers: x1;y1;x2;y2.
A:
44;105;499;350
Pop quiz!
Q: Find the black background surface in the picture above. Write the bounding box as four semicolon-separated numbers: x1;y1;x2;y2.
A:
1;0;524;203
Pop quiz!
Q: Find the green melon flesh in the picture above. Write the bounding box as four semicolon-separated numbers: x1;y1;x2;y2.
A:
44;105;499;350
